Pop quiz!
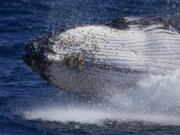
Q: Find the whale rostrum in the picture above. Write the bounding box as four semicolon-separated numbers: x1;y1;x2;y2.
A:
24;16;180;98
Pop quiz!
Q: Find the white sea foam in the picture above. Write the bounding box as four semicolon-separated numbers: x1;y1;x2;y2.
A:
23;70;180;125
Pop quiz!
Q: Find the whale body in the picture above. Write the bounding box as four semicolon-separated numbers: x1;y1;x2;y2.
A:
24;15;180;98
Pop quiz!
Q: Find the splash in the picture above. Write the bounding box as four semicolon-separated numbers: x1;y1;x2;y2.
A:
23;70;180;125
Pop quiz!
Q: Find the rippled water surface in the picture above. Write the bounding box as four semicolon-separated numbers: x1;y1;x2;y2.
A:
1;0;180;135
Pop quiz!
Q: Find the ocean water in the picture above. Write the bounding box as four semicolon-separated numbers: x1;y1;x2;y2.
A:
1;0;180;135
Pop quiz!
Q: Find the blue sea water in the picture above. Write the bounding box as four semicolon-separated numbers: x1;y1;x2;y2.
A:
1;0;180;135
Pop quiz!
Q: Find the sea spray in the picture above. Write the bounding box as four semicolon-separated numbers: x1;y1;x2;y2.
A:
108;70;180;115
23;70;180;125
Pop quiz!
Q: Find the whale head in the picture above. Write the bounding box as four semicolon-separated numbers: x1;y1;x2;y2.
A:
24;24;142;98
24;26;107;75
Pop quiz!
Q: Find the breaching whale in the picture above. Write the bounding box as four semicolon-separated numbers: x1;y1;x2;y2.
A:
24;15;180;98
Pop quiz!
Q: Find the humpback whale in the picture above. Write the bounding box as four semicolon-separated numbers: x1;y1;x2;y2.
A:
24;15;180;98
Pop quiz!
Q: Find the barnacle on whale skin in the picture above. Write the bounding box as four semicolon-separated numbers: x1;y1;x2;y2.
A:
65;56;85;70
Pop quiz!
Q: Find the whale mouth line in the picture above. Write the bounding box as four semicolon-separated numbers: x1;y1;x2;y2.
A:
24;52;142;75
